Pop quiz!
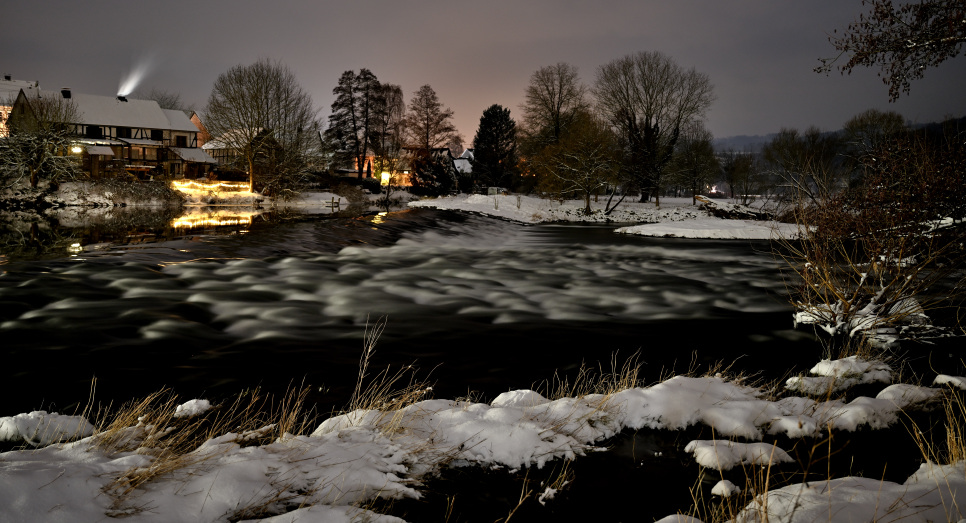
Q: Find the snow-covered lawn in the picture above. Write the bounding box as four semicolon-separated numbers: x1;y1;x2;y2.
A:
409;194;801;240
2;360;962;523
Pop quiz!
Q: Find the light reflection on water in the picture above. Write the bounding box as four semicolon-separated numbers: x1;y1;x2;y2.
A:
0;208;814;416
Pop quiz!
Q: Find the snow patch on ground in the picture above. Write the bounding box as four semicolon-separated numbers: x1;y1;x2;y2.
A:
409;194;799;240
0;373;953;522
785;356;892;395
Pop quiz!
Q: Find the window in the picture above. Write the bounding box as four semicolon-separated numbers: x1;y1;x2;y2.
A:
85;126;103;139
117;127;131;139
150;129;163;141
175;135;187;147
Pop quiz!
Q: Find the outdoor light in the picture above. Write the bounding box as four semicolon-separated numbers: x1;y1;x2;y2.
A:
381;172;391;186
67;243;82;254
71;146;82;154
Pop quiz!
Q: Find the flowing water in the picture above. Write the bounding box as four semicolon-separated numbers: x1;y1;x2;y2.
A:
8;205;965;521
0;206;817;417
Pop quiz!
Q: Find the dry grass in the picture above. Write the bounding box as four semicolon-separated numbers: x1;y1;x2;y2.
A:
91;384;316;510
341;317;435;435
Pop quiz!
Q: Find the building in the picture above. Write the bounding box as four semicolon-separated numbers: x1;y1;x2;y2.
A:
0;74;40;137
8;86;215;179
454;148;473;177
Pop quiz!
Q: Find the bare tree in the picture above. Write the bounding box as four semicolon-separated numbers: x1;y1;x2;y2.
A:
2;91;82;189
404;84;457;150
721;149;769;205
134;87;192;112
818;0;966;101
781;125;966;343
594;51;715;206
520;62;589;151
843;108;906;153
533;111;619;214
445;133;466;157
667;121;718;205
204;59;319;196
762;127;845;205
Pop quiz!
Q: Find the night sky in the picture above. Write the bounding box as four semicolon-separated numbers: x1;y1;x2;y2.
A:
5;1;964;140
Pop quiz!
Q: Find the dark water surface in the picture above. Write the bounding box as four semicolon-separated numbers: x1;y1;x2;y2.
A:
1;208;816;417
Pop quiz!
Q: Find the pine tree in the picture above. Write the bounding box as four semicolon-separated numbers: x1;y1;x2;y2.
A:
470;104;519;190
404;85;458;196
404;85;457;151
324;69;384;178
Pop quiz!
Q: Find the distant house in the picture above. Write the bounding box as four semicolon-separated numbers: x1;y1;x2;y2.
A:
399;147;458;188
8;86;216;179
0;75;40;137
454;148;473;177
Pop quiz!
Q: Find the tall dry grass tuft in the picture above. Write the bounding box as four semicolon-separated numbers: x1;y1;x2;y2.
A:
92;384;316;509
908;387;966;466
542;350;644;402
342;316;436;435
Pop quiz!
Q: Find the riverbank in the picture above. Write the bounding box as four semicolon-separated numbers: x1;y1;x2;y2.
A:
409;193;801;239
3;191;963;522
2;351;965;522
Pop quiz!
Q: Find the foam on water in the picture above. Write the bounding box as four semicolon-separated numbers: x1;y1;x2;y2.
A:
2;218;791;346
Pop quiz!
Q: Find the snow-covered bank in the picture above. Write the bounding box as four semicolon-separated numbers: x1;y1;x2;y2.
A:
409;193;706;224
409;194;800;240
1;364;959;523
616;218;801;240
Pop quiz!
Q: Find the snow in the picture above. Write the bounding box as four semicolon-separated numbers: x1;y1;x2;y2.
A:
731;461;966;522
409;194;800;240
711;479;741;497
935;374;966;389
616;218;801;240
1;373;953;522
0;411;95;447
785;356;892;395
684;440;793;470
173;399;212;418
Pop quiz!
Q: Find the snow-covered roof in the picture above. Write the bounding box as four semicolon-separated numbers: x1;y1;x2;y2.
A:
53;91;171;129
459;148;474;159
163;109;200;133
454;157;472;173
0;78;39;104
170;147;217;163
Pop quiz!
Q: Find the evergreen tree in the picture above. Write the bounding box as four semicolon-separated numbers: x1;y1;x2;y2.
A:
404;85;458;196
324;69;384;178
470;104;519;190
404;85;457;151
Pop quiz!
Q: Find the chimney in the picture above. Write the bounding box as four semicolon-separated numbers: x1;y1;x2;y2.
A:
61;88;71;99
3;74;10;81
117;95;128;102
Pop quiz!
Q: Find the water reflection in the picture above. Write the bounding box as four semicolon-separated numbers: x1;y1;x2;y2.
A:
169;207;260;229
0;200;376;263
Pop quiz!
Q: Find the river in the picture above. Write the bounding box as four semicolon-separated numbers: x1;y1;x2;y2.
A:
0;206;817;418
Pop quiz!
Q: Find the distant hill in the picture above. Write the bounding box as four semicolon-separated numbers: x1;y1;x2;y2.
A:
712;134;776;152
714;115;965;153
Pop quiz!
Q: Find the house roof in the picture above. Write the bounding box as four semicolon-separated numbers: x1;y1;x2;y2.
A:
163;109;201;133
56;91;171;129
454;158;472;173
0;78;39;104
171;147;217;163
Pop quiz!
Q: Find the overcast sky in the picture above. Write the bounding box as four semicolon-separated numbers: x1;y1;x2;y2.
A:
5;1;964;141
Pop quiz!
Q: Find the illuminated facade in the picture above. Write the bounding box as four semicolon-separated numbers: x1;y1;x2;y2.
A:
0;75;40;137
8;87;216;179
